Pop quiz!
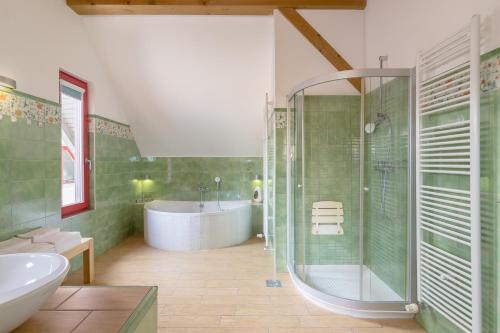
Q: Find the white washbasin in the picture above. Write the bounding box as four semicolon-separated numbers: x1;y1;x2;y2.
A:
0;253;70;333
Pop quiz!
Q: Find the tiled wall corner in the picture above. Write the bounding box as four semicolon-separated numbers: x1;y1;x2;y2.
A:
86;115;142;256
135;156;264;235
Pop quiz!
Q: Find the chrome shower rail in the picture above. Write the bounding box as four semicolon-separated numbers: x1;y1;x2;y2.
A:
287;68;412;102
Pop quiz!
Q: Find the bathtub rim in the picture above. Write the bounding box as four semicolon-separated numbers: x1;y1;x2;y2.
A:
144;199;252;217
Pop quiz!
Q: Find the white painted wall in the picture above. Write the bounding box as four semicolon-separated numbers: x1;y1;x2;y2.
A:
0;0;129;123
364;0;500;68
83;16;273;157
274;9;365;107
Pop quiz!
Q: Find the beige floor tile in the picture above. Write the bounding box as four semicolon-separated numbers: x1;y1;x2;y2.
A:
158;315;221;328
158;328;187;333
270;329;353;333
357;319;426;332
204;288;239;295
174;280;207;288
201;295;270;305
299;316;381;328
220;315;300;328
270;295;307;304
158;296;203;305
162;304;237;316
236;286;301;296
237;286;273;295
205;279;265;288
305;303;336;316
172;287;238;296
236;303;309;315
352;328;424;333
186;328;268;333
270;287;301;295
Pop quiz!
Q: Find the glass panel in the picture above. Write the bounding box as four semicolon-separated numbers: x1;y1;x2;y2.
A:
292;90;306;280
298;80;362;301
265;110;276;269
288;74;412;305
362;76;410;302
61;82;85;207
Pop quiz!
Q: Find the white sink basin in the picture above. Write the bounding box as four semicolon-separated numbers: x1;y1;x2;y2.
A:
0;253;70;333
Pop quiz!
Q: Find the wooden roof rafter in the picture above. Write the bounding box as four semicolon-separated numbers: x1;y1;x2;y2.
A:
279;7;362;92
66;0;367;15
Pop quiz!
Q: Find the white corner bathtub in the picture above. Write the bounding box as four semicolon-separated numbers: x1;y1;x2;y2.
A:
144;200;252;251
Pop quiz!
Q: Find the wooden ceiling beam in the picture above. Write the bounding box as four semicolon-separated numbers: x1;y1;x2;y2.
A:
67;0;366;15
279;7;361;92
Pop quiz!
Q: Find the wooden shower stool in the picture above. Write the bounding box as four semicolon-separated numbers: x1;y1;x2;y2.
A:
61;237;94;284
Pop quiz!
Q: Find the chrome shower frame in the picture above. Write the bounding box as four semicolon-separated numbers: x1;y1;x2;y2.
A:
285;68;417;318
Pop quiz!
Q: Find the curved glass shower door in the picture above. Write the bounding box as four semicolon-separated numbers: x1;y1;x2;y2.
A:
287;69;415;315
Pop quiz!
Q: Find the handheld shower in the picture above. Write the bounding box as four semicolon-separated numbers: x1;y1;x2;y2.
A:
214;176;222;211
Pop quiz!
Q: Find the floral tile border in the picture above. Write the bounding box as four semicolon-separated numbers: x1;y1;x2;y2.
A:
480;48;500;93
89;115;135;140
0;90;60;126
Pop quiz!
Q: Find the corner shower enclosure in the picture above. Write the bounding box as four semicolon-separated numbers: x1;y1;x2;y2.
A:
286;68;416;317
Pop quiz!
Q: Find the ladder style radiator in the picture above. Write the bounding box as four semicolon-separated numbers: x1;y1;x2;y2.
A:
416;15;481;333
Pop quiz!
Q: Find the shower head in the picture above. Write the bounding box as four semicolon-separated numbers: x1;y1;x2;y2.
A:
365;113;392;134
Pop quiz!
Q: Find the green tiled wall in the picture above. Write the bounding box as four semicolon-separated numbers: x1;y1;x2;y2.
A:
139;157;262;201
0;90;140;271
273;95;362;271
416;48;500;333
301;95;361;265
0;88;264;270
0;92;62;240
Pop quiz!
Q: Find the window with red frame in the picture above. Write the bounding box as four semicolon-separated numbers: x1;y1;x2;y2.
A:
60;71;89;217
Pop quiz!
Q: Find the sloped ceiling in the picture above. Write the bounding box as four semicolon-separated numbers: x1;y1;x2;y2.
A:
83;16;273;157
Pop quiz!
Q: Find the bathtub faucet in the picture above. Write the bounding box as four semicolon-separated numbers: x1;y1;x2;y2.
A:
198;185;209;210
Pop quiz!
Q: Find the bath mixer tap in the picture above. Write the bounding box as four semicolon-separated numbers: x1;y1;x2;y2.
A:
198;185;209;210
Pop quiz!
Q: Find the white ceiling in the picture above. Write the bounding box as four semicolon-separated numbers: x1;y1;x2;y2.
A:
83;16;273;157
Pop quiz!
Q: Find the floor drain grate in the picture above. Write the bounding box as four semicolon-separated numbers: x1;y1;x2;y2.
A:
266;279;282;288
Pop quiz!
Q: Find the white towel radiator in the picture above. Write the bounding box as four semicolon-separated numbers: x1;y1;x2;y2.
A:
416;15;481;333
